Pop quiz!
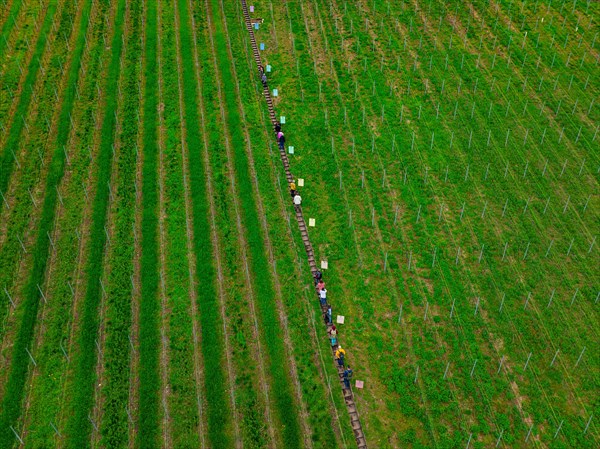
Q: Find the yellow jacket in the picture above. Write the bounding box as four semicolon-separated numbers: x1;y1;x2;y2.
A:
335;347;346;359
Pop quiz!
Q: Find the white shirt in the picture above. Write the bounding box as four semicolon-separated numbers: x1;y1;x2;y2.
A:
319;289;327;299
293;195;302;205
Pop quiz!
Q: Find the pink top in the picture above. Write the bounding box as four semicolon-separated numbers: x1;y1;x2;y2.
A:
317;281;325;291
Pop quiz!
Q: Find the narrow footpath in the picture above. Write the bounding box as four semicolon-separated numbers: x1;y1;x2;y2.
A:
239;1;367;447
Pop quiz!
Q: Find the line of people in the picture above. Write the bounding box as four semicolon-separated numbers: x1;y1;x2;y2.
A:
261;61;354;392
315;270;353;390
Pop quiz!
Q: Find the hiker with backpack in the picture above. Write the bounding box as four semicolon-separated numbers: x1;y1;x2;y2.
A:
343;366;353;389
328;325;337;339
314;270;322;285
335;346;346;367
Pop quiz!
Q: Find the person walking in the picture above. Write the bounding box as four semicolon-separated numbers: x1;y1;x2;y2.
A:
274;122;281;133
343;376;350;389
335;346;346;367
261;72;268;86
293;194;302;206
277;131;285;150
314;270;322;285
317;280;325;291
343;366;353;389
326;306;332;325
328;325;337;347
319;287;327;306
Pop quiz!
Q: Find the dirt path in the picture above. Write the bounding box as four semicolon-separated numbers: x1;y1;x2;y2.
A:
0;0;17;31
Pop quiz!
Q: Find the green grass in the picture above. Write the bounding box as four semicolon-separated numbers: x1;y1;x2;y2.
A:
0;0;94;443
257;0;598;446
207;0;302;446
175;0;232;445
223;1;353;446
157;0;203;445
64;0;127;444
0;0;596;446
0;0;24;57
99;0;141;445
137;0;160;445
0;0;58;196
20;0;109;439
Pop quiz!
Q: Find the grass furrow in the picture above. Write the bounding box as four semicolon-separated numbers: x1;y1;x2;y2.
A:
0;0;57;195
175;0;232;445
63;0;126;444
0;0;95;441
137;0;160;444
99;0;142;445
160;0;203;443
18;0;109;439
207;0;302;446
0;0;23;57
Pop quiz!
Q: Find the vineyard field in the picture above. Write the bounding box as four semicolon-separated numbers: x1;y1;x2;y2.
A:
0;0;597;448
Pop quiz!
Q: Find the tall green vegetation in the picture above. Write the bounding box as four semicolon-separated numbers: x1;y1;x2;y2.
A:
64;0;127;444
99;0;142;445
137;0;161;444
0;0;24;57
158;0;202;444
0;0;57;195
0;0;94;444
207;0;302;446
175;0;231;445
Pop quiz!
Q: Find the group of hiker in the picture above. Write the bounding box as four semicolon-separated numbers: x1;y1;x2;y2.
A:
261;62;354;392
315;270;354;390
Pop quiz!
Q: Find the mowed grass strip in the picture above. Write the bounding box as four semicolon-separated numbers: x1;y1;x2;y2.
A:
99;0;142;445
207;0;301;446
159;0;203;443
0;0;24;57
175;0;231;446
0;0;58;195
0;0;75;347
19;0;109;443
64;0;127;445
138;0;161;444
0;0;95;443
222;2;349;445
